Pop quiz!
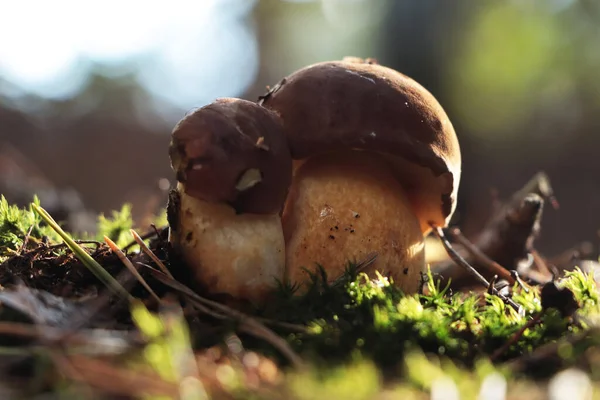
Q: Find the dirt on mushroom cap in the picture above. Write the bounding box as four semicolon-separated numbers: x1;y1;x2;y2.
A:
169;98;292;215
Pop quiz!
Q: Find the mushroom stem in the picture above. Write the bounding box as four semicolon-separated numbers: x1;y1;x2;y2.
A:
169;183;286;304
282;150;425;293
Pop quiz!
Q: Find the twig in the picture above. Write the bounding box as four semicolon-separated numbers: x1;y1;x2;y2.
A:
432;226;493;287
510;271;531;293
506;327;600;373
121;225;168;252
151;224;168;245
66;266;140;332
431;225;521;312
431;187;547;288
53;353;179;397
121;229;158;251
17;224;35;255
104;236;161;304
490;314;542;361
208;303;305;368
48;350;97;399
130;229;173;278
142;265;305;368
448;227;515;285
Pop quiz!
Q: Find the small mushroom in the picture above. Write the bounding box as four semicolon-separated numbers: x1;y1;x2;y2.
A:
168;98;292;304
259;57;462;294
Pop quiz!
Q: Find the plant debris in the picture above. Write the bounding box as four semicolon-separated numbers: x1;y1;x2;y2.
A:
0;172;599;398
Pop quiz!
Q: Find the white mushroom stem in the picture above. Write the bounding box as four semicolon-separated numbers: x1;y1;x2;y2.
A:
170;183;286;304
282;150;425;293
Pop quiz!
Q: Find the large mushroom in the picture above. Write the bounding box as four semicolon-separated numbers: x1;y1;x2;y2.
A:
167;98;292;304
259;57;461;294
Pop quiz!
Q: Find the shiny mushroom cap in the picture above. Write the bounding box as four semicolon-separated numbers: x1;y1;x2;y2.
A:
259;57;461;231
169;97;292;215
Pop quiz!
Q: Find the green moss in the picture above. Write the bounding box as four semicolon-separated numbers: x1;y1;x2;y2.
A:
96;203;133;248
0;198;138;262
3;197;600;398
287;360;380;400
0;195;61;261
259;267;598;370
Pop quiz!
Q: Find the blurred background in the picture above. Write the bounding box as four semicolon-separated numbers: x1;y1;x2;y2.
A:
0;0;598;255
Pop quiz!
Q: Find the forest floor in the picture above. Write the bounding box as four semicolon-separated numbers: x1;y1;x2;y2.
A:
0;172;599;399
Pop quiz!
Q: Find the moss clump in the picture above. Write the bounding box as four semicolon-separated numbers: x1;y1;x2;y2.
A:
0;196;61;262
1;197;600;398
96;203;134;248
0;198;138;259
257;266;598;371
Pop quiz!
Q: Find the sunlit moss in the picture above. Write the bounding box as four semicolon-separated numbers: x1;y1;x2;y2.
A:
260;267;598;369
288;360;381;400
96;203;134;248
0;195;62;261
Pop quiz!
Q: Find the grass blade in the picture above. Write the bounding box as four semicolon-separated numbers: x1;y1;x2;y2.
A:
31;203;131;301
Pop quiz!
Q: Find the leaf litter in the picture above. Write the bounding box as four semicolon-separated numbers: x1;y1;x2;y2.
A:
0;173;599;398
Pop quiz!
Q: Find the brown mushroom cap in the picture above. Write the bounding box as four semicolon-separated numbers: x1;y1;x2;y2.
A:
169;98;292;215
259;58;461;231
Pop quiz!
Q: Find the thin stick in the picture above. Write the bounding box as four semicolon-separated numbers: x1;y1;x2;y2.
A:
449;227;515;285
506;327;600;372
121;229;158;251
432;226;492;287
490;314;542;361
130;229;173;278
17;224;35;255
48;350;97;399
151;224;168;245
431;224;521;311
143;265;305;368
54;353;179;397
104;236;161;304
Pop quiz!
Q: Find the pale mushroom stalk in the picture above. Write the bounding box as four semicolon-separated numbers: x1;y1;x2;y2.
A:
260;57;462;294
282;150;425;293
167;98;292;305
169;184;287;302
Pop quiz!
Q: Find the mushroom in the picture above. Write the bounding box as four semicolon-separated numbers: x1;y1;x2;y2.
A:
259;57;461;294
167;97;292;304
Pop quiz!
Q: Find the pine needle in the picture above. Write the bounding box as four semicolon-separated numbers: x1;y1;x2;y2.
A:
104;236;162;305
129;229;173;278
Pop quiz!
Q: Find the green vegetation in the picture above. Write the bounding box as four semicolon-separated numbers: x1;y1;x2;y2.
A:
96;203;134;248
0;195;61;261
1;197;137;262
1;197;600;398
261;266;597;369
